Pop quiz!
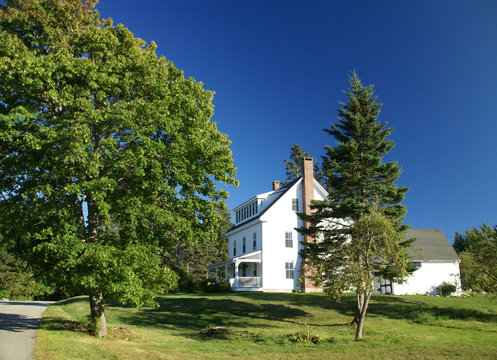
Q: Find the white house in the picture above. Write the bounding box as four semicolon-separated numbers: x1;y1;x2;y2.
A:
208;160;462;295
375;229;462;295
207;158;327;292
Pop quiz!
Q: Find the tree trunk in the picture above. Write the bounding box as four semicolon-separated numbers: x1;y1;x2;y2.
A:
355;292;371;341
89;292;107;337
351;292;362;325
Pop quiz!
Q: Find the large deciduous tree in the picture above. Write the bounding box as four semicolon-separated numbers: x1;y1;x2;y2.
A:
453;223;497;293
0;0;237;337
299;73;410;340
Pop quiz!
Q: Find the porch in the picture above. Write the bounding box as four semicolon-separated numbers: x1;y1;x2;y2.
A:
207;250;262;291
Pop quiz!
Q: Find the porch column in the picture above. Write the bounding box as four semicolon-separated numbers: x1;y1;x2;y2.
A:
234;260;239;288
224;264;228;280
215;267;219;281
207;268;210;279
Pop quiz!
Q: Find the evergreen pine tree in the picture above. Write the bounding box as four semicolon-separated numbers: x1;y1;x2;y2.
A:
318;72;408;229
299;72;410;340
283;144;325;185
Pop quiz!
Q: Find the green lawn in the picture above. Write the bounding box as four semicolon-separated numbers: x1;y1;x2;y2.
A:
35;292;497;359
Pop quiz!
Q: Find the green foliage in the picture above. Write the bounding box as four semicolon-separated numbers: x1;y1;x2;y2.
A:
0;0;236;326
282;144;325;186
438;282;457;296
306;209;409;300
290;330;322;344
304;72;409;233
167;208;232;292
299;73;410;285
174;267;200;293
0;245;49;300
298;73;410;340
201;279;231;293
454;223;497;293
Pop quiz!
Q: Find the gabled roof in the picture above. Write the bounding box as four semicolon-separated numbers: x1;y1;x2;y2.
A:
404;229;460;262
226;177;300;235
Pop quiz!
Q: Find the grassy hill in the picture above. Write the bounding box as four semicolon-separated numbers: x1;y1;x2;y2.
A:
35;292;497;359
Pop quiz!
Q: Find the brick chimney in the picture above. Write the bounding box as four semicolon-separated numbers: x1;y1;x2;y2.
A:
272;180;280;191
301;158;320;292
301;158;314;218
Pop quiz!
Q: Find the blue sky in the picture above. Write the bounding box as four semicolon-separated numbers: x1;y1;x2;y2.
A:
97;0;497;241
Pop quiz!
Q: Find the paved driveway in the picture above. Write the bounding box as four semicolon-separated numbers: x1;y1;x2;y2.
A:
0;301;53;360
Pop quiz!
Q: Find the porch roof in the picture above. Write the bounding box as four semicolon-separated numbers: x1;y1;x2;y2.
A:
207;250;262;270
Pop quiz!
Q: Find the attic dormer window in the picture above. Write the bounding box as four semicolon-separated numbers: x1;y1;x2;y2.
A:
235;201;259;224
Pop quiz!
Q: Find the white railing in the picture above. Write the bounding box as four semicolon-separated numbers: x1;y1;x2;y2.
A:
236;277;262;288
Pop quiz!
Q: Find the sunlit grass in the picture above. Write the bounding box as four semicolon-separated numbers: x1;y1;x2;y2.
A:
35;293;497;359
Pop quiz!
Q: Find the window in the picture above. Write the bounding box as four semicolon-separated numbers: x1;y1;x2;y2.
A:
285;232;293;248
285;261;294;279
253;233;257;250
233;240;237;256
242;237;246;253
253;264;257;277
413;262;422;268
292;198;299;211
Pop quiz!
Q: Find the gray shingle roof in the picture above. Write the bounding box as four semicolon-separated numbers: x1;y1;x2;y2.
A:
404;229;460;262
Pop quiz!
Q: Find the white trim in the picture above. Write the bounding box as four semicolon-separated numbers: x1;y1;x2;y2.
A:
226;219;266;237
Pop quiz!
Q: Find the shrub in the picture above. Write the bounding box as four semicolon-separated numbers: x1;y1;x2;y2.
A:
290;330;322;344
201;279;231;293
438;282;457;296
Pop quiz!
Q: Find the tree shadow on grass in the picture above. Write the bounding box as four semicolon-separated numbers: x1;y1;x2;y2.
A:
40;317;90;334
40;293;497;338
366;295;497;324
39;297;91;334
236;292;497;328
114;295;311;340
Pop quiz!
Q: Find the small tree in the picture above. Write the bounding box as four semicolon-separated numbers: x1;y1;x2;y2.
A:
0;0;237;336
302;209;409;340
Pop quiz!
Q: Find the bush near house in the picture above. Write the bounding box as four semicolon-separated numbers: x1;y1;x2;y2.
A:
201;279;231;293
438;282;457;296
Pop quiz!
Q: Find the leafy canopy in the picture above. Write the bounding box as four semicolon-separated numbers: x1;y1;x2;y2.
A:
0;0;237;307
454;223;497;293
